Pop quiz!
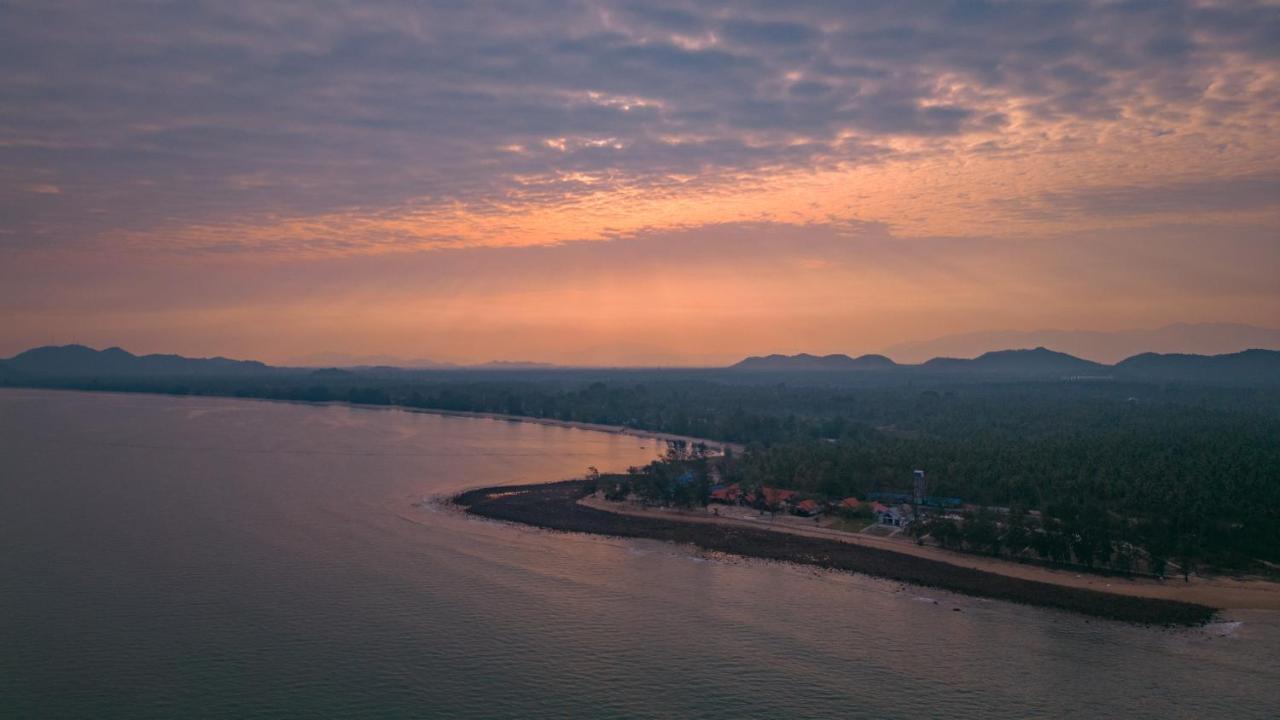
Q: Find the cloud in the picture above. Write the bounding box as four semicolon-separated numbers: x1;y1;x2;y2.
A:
721;19;819;47
1015;171;1280;219
0;0;1276;254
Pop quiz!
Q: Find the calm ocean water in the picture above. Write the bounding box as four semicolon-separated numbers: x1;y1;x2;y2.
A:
1;389;1277;719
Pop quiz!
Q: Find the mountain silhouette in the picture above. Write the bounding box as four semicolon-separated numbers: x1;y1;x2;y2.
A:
1115;349;1280;384
2;344;1276;385
732;353;898;371
920;347;1107;375
726;347;1279;383
884;323;1280;364
3;344;271;376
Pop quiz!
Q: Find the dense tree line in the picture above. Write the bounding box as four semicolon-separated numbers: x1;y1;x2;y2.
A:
597;441;717;509
10;370;1278;571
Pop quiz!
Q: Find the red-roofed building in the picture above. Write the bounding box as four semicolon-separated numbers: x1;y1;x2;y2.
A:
709;483;742;504
758;486;798;508
872;503;910;528
794;498;823;516
839;497;862;510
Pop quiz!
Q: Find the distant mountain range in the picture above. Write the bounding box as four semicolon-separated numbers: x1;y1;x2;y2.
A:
0;344;563;379
730;346;1280;383
733;347;1106;376
3;343;1279;385
882;323;1280;364
1114;349;1280;382
1;345;271;377
731;353;897;371
919;347;1106;376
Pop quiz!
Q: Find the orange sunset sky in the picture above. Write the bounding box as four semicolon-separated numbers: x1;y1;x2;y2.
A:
2;1;1278;365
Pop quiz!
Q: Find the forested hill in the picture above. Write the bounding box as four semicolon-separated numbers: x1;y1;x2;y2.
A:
3;344;1278;384
1115;349;1280;384
920;347;1106;375
3;343;1278;571
1;344;273;377
731;353;897;371
730;347;1280;383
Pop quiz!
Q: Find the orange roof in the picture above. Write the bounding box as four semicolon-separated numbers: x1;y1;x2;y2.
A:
840;497;861;509
870;501;889;513
760;487;798;505
710;484;742;501
796;499;820;511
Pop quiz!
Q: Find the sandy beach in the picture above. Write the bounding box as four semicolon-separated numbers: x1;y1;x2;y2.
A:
455;480;1219;626
580;496;1280;611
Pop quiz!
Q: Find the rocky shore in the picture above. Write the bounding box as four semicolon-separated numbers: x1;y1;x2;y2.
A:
453;479;1216;626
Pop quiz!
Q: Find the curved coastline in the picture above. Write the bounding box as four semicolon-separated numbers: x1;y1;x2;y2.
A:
4;386;742;455
453;479;1217;627
1;388;1227;625
394;405;744;454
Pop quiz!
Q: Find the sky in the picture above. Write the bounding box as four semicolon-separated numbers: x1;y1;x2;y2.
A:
1;0;1278;365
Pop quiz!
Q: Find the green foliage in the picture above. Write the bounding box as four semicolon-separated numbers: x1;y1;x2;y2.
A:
18;369;1279;571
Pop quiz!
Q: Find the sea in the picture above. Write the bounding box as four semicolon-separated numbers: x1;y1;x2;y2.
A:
2;389;1277;719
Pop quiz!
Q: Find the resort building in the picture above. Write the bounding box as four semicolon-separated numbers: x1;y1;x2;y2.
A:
793;499;823;516
709;483;743;504
872;502;910;528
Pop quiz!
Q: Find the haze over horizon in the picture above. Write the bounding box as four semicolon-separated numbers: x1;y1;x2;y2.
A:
3;1;1278;364
7;320;1280;369
278;321;1280;367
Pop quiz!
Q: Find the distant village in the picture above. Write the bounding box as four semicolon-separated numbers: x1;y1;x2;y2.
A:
591;447;1175;577
704;469;964;535
597;449;966;540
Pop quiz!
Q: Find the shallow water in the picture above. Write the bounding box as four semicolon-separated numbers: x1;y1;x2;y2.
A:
2;389;1277;719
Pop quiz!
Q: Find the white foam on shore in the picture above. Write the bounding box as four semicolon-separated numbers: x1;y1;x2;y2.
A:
1201;620;1242;637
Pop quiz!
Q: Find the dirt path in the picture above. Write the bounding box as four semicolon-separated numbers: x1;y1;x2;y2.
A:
580;497;1280;611
458;481;1214;625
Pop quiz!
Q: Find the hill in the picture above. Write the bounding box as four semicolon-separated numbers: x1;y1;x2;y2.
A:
1115;349;1280;384
884;323;1280;364
731;353;898;371
0;360;23;383
726;346;1277;384
920;347;1108;377
4;344;1276;386
3;345;273;377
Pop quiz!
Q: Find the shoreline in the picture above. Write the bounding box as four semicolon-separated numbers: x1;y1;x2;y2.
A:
580;496;1280;611
453;479;1217;627
392;405;744;455
8;388;1256;622
0;386;742;455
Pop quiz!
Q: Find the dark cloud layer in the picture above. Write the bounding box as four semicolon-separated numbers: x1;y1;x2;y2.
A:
1;0;1277;251
1029;172;1280;218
